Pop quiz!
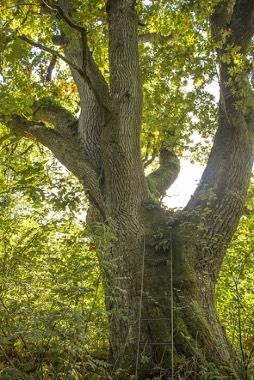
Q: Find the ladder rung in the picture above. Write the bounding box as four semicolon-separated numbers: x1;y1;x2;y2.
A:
142;295;170;298
141;318;171;321
144;259;169;263
132;275;172;280
104;294;171;299
139;342;172;345
132;271;171;278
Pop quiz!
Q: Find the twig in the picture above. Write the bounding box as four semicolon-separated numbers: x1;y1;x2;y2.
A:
18;35;85;77
42;1;86;33
1;3;36;10
41;1;88;75
0;343;16;367
233;276;246;377
0;137;21;152
46;54;57;81
83;274;101;334
0;133;12;145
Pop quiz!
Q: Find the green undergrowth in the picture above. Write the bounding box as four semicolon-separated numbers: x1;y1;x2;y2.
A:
0;141;110;379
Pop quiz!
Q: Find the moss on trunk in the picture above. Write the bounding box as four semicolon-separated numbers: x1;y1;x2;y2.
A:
98;211;240;379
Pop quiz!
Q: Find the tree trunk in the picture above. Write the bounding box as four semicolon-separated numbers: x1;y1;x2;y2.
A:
97;207;240;379
3;1;254;379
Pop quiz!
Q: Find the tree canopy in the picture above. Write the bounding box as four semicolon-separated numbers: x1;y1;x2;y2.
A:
0;0;220;162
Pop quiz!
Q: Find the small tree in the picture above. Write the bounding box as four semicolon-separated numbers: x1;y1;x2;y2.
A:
1;0;254;378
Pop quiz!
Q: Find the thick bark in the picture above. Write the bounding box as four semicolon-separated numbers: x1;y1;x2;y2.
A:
97;208;240;379
186;0;254;283
103;0;147;220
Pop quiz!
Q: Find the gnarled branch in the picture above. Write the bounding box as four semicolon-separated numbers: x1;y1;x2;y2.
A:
184;0;254;279
4;114;105;217
18;35;84;77
40;0;111;112
39;0;110;172
32;99;77;137
147;149;180;198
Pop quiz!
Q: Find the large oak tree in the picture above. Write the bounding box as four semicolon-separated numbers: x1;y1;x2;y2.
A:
1;0;254;378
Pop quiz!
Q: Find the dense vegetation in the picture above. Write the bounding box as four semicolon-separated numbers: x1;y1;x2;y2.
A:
0;142;109;379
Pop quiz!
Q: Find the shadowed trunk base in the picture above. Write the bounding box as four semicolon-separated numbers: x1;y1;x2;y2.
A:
101;222;240;380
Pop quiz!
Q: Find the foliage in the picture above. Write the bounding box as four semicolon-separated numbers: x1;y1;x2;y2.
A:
0;0;221;163
0;135;109;379
217;178;254;379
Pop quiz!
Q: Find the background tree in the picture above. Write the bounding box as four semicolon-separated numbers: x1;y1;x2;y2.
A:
0;0;254;378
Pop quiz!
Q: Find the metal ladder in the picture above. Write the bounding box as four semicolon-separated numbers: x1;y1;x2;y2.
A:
135;233;174;379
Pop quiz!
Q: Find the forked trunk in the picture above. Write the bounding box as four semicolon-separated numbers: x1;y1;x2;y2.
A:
5;1;254;379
